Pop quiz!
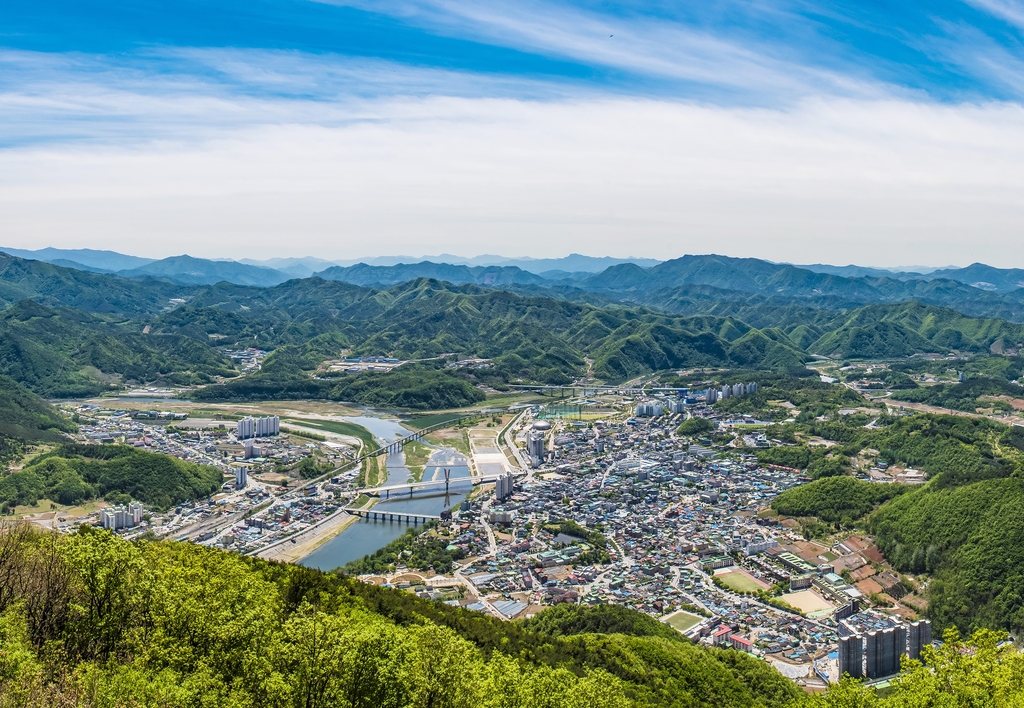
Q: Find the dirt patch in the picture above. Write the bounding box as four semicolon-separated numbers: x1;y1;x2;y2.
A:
779;590;835;614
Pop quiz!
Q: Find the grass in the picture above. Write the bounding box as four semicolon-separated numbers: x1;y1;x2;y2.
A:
287;418;378;452
402;413;464;430
403;439;431;482
717;570;769;594
665;611;703;633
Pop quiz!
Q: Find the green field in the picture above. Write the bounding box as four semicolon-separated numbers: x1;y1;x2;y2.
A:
403;439;431;482
666;611;703;633
287;418;379;451
717;570;768;594
402;412;464;430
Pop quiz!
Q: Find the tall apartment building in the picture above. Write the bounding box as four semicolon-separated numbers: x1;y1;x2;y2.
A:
100;502;145;530
908;620;932;661
635;401;664;417
839;635;864;678
237;415;280;439
495;472;514;502
527;432;546;468
235;466;248;489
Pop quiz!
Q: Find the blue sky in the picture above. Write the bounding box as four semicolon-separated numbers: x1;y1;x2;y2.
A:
5;0;1024;264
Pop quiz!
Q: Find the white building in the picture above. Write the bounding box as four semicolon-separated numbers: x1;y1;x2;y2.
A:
237;415;280;439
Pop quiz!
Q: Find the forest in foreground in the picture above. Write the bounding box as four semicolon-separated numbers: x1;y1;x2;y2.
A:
2;526;1022;708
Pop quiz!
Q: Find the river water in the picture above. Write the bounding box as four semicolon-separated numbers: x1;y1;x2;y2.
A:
299;418;474;571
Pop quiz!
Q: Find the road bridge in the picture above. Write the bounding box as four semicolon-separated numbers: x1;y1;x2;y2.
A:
377;415;472;455
365;472;509;498
344;508;441;523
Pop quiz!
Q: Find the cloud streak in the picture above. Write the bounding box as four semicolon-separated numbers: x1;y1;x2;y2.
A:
4;94;1024;265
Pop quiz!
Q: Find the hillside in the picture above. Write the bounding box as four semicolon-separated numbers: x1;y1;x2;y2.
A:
317;261;549;287
0;300;236;397
0;527;801;708
118;254;293;286
765;410;1024;635
2;257;1024;402
1;444;223;513
0;252;183;315
0;375;75;465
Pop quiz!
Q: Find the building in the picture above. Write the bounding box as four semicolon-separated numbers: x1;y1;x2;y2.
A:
527;432;546;468
864;627;900;679
729;634;754;653
495;472;514;502
100;502;144;530
667;399;687;415
839;635;864;678
865;631;880;679
636;401;664;417
789;574;813;591
744;539;778;556
235;466;248;489
908;620;932;662
243;439;262;459
705;388;718;404
237;415;280;439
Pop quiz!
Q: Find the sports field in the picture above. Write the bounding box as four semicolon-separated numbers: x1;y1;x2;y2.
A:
716;569;770;593
780;589;835;613
665;610;703;633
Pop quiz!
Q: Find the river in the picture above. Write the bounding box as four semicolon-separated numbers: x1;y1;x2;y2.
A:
300;455;472;570
299;417;474;571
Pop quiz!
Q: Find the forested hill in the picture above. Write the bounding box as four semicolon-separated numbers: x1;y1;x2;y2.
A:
1;254;1024;400
0;375;76;465
768;412;1024;636
0;527;801;708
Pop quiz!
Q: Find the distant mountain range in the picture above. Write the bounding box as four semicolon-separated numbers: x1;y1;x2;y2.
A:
0;247;663;284
3;247;1024;313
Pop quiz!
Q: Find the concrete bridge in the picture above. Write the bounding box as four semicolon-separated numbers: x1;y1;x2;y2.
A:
377;416;471;455
345;508;441;523
364;472;508;498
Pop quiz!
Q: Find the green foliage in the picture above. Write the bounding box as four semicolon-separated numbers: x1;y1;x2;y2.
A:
894;376;1024;412
806;628;1024;708
1;445;222;512
768;413;1024;634
869;477;1024;633
0;301;236;397
344;522;465;575
0;375;76;467
521;604;683;642
758;412;1021;486
194;363;486;410
678;417;715;436
771;477;906;525
0;527;802;708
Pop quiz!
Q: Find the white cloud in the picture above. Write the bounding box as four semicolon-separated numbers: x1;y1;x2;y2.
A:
3;94;1024;266
323;0;887;102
